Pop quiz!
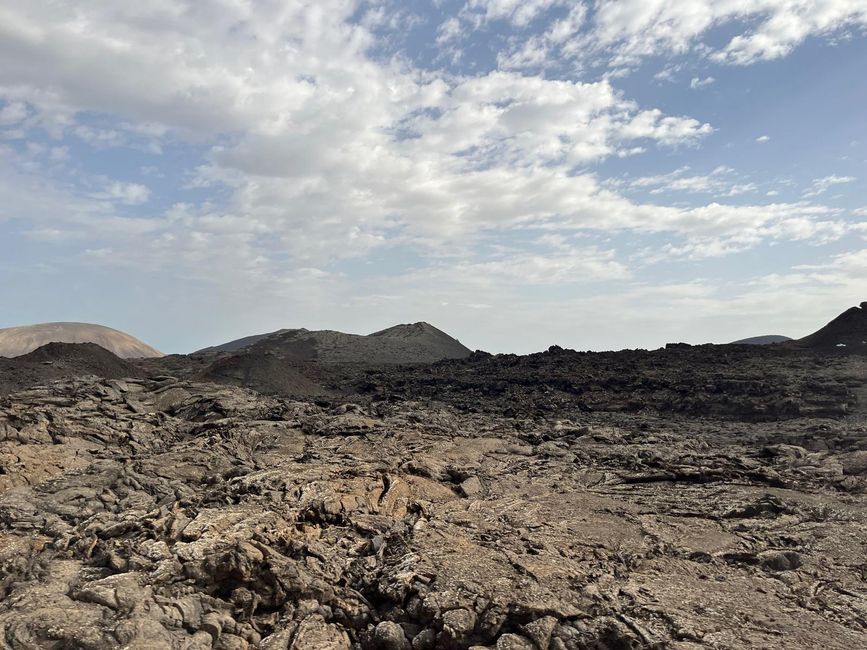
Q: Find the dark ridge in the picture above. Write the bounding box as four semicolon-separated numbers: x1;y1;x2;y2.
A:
194;328;301;354
788;302;867;352
730;335;792;345
368;321;472;359
195;323;471;396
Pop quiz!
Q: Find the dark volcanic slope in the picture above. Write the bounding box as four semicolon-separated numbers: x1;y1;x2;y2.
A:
0;322;163;358
791;302;867;351
0;342;143;395
199;348;328;397
198;322;471;395
195;328;297;354
730;335;792;345
369;322;472;359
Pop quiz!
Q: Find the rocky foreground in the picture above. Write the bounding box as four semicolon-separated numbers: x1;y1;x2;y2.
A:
0;345;866;649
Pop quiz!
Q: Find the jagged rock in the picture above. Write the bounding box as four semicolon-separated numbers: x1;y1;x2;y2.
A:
496;633;535;649
372;620;410;650
522;616;558;649
442;608;477;640
290;614;350;649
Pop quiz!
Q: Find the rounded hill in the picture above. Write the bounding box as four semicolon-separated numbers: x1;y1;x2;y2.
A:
0;322;163;359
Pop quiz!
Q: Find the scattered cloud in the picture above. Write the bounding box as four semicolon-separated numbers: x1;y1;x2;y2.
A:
690;76;715;89
618;166;758;198
756;135;771;143
0;101;28;125
403;245;631;287
480;1;867;71
803;174;855;198
89;180;151;206
436;17;464;45
0;0;864;351
464;0;570;28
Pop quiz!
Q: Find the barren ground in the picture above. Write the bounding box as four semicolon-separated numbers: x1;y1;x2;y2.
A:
0;344;864;649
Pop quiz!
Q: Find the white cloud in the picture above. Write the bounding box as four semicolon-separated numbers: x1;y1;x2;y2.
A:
0;0;864;354
633;201;850;261
803;174;855;198
689;76;715;89
600;1;867;65
756;135;771;143
465;0;569;27
622;165;759;197
401;246;631;287
489;0;867;71
0;2;848;271
436;17;464;44
653;63;685;83
497;4;588;69
0;101;27;125
89;181;150;205
73;125;126;148
715;3;867;65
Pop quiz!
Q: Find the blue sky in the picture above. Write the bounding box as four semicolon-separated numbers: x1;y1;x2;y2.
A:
1;1;866;353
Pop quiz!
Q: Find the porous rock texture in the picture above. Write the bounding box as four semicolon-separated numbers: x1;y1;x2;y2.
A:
0;341;866;649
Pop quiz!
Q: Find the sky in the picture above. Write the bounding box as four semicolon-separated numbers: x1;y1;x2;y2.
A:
1;0;866;354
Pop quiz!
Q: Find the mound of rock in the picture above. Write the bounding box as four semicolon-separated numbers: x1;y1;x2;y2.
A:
197;323;470;363
369;322;472;360
198;349;329;397
790;302;867;352
197;323;471;397
0;342;143;396
237;323;470;365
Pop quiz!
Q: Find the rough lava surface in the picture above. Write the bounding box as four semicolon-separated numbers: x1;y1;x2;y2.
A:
0;311;865;649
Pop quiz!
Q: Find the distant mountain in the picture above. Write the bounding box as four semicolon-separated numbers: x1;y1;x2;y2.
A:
195;328;298;354
789;302;867;351
0;322;163;359
199;322;471;395
369;322;472;360
201;322;471;363
730;335;792;345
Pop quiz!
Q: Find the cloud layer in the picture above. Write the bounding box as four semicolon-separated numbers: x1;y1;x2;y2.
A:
0;0;864;351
